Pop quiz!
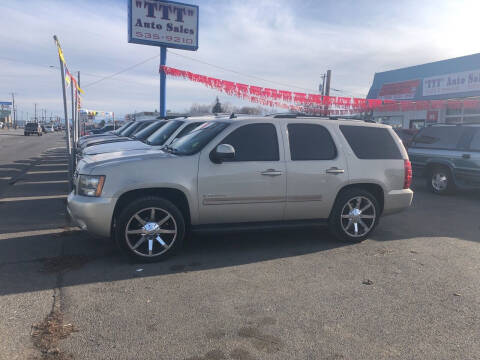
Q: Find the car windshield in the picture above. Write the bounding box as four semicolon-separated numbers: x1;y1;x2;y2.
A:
145;120;184;145
132;121;166;140
112;121;132;135
122;121;153;137
170;121;230;155
117;122;137;136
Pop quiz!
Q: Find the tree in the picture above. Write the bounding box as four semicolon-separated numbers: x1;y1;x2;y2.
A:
212;96;223;114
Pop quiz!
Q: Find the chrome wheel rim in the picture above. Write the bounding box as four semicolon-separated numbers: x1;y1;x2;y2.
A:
431;172;448;191
340;196;376;237
125;207;177;257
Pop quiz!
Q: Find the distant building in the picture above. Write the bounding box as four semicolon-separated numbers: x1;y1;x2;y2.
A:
367;53;480;129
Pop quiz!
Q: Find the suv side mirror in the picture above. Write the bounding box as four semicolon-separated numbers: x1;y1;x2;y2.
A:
211;144;235;163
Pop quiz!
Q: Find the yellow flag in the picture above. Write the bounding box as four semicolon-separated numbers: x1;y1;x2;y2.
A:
65;72;71;87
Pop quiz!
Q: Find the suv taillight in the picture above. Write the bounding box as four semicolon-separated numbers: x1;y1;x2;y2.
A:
404;159;412;189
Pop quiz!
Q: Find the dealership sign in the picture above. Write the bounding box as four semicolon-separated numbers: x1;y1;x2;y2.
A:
423;69;480;96
378;80;419;100
128;0;199;50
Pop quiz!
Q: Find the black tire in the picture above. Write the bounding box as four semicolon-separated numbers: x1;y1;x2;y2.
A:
426;166;455;195
24;133;27;136
114;196;185;262
328;188;380;243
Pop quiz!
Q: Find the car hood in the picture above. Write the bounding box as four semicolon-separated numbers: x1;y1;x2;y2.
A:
83;140;152;156
77;148;174;174
83;136;134;148
79;134;119;147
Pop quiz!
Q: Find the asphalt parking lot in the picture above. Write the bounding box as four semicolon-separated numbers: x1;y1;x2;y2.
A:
0;130;479;360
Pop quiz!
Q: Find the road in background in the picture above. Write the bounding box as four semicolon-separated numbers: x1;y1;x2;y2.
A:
0;133;479;360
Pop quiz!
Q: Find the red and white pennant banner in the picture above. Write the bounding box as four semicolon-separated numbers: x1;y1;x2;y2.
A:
160;66;480;114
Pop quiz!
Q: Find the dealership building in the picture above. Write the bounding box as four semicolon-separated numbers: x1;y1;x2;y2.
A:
367;53;480;129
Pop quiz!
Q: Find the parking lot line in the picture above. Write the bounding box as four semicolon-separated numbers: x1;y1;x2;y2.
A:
0;195;67;202
13;180;69;185
0;227;72;240
26;170;68;174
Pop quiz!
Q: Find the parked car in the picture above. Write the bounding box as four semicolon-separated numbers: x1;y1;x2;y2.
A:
68;116;413;262
24;122;43;136
88;125;115;135
408;123;480;194
77;120;158;149
394;128;419;148
45;124;55;133
78;122;133;144
79;118;208;158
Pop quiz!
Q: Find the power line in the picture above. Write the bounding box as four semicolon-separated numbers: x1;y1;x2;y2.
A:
82;54;160;88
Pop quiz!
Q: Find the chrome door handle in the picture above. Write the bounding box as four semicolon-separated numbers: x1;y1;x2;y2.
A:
261;169;283;176
326;167;345;174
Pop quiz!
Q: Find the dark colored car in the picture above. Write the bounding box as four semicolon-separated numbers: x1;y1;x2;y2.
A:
408;124;480;194
88;125;115;135
394;128;419;148
24;122;43;136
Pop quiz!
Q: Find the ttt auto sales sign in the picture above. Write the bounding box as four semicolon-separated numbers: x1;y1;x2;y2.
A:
128;0;199;51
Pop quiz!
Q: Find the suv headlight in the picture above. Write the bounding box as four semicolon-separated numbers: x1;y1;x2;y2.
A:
78;175;105;197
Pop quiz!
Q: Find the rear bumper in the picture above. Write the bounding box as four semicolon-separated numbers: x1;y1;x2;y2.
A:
383;189;413;215
67;191;116;237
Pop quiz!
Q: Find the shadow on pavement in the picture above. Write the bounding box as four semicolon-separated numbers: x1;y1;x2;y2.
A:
0;227;345;296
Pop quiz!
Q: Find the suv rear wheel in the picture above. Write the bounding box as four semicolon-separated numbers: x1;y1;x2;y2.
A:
114;196;185;262
427;166;455;195
329;188;379;243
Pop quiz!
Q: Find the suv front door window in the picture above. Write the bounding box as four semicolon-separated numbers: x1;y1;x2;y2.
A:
197;123;286;223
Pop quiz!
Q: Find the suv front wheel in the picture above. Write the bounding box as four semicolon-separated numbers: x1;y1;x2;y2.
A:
114;196;185;262
329;188;379;243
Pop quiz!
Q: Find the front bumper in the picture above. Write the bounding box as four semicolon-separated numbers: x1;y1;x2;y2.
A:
383;189;413;215
67;191;116;237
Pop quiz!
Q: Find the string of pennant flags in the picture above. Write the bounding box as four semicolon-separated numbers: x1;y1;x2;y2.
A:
160;65;480;115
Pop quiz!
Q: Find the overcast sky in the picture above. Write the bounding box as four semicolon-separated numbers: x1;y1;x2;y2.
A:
0;0;479;120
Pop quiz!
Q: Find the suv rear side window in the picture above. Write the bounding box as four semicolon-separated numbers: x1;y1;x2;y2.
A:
411;126;464;150
340;125;402;159
220;123;279;161
288;124;336;160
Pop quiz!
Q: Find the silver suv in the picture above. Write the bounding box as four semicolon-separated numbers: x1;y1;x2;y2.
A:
67;116;413;262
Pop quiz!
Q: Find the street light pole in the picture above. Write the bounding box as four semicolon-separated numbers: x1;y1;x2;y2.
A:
34;103;37;123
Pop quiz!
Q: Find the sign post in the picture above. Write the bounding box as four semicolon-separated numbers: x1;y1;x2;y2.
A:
128;0;199;117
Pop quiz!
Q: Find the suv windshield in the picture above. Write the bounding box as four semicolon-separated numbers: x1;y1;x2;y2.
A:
132;121;166;141
170;121;230;155
113;121;133;135
25;123;37;129
122;121;154;137
145;120;184;145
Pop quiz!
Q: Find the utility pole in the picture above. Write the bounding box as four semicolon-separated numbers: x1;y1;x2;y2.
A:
34;103;37;123
10;93;16;128
325;70;332;96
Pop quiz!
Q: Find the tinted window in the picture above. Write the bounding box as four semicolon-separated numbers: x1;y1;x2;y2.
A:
288;124;336;160
469;129;480;151
175;122;204;139
123;121;154;137
220;123;279;161
146;120;183;145
411;126;463;150
132;121;166;140
340;125;402;159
